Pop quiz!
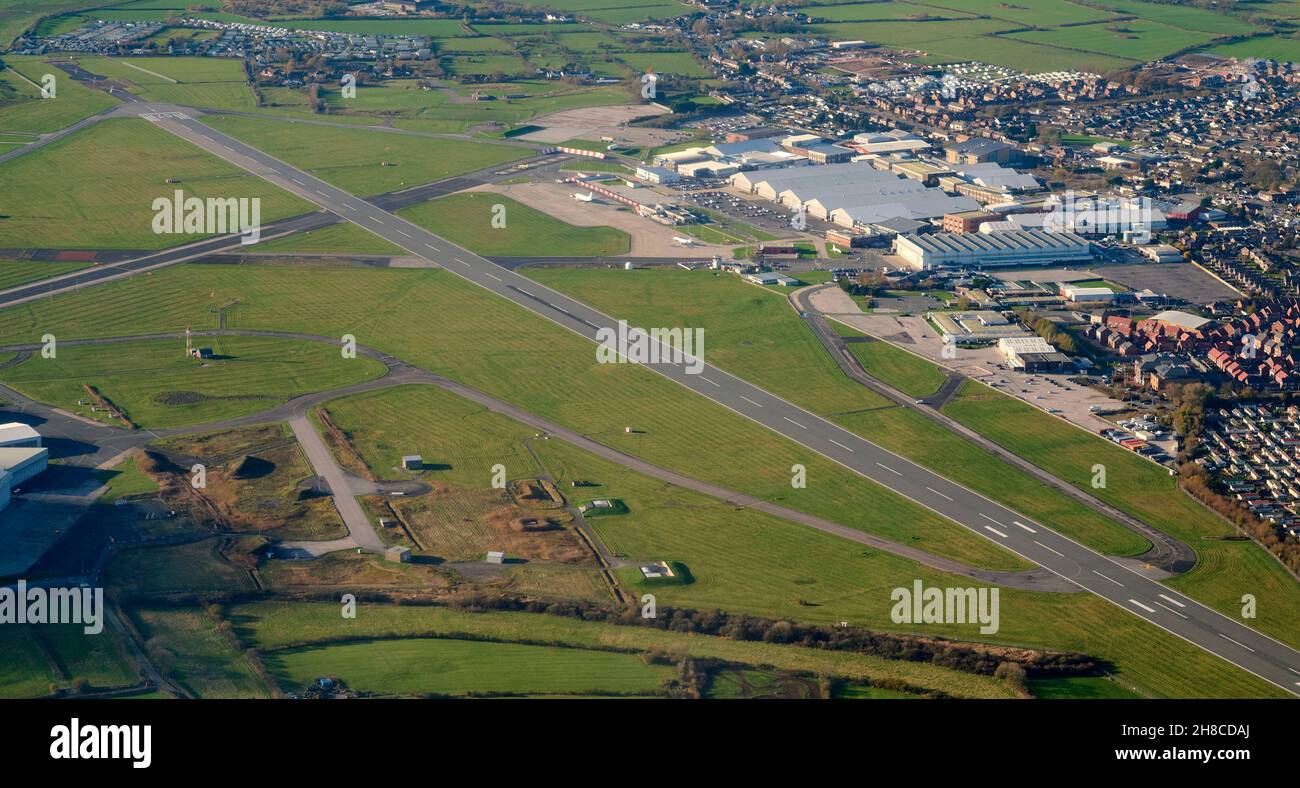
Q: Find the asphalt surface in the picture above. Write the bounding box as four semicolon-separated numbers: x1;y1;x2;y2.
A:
113;100;1300;696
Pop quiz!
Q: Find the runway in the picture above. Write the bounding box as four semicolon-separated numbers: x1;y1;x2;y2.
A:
104;100;1300;696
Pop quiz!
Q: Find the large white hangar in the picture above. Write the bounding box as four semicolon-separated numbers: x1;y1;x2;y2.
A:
894;230;1094;270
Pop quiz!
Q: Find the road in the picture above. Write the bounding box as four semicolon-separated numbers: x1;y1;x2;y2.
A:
115;100;1300;696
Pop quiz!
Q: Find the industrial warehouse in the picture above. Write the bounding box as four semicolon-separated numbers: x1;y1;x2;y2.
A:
893;229;1095;269
729;162;979;228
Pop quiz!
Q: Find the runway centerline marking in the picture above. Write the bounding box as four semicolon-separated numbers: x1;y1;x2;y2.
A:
783;416;806;429
1219;634;1255;653
740;396;762;407
1034;540;1065;557
983;525;1008;538
1154;600;1188;619
1092;570;1124;587
829;439;854;453
1013;521;1037;533
926;486;952;501
1129;599;1156;614
876;462;902;476
699;376;719;387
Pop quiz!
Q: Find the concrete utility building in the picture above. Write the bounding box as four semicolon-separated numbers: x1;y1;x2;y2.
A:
0;447;48;488
893;230;1093;270
1060;283;1115;303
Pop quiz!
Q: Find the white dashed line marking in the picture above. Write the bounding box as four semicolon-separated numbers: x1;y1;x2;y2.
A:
876;462;902;476
424;244;439;253
1092;570;1124;587
699;377;719;387
314;190;328;198
1013;521;1037;533
829;439;854;453
484;272;501;282
925;486;952;501
740;396;762;407
979;513;1005;528
1154;600;1188;619
1128;599;1156;614
1034;540;1064;557
783;417;806;429
1157;593;1185;608
1219;634;1255;653
983;525;1008;538
396;229;412;238
453;259;469;267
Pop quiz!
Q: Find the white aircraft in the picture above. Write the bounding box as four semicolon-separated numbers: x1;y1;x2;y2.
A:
573;192;593;202
672;236;696;246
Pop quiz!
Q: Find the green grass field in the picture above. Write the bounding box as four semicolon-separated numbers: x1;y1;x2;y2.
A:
397;193;631;257
839;329;948;398
70;54;258;111
265;637;674;697
0;335;386;428
131;606;270;698
0;259;93;290
105;539;261;595
0;117;315;250
252;221;406;256
0;55;118;134
200;114;527;195
98;452;160;503
230;599;1017;698
522;267;1149;556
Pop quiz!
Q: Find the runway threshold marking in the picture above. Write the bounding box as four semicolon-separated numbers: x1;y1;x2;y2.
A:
1129;599;1156;613
983;525;1008;538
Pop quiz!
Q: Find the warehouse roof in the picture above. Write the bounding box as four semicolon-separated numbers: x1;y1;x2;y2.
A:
901;230;1091;255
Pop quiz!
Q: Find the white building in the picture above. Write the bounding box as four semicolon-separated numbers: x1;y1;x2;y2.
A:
893;230;1093;270
0;422;41;448
0;447;47;488
635;165;680;185
997;336;1056;362
1060;284;1115;303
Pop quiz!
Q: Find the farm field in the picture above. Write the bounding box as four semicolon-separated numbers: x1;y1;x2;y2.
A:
199;113;527;195
1004;19;1216;63
230;600;1016;698
0;335;387;428
265;637;674;697
397;193;631;257
131;606;270;698
0;118;314;250
0;55;118;134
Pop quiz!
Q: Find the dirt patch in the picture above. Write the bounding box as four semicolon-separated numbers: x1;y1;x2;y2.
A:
508;477;564;509
315;407;377;481
516;103;678;147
